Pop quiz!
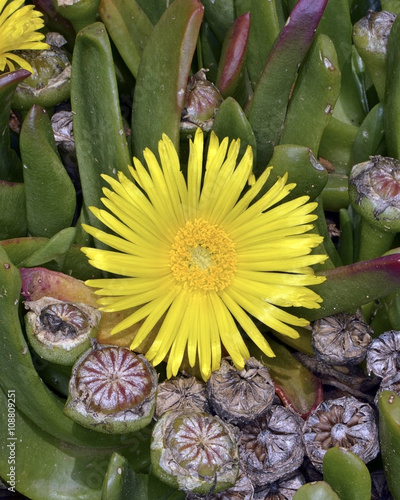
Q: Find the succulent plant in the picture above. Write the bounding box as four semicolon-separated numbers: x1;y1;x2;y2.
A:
3;0;400;498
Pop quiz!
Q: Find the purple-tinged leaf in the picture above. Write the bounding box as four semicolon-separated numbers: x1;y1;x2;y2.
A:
247;0;329;168
293;252;400;321
216;12;250;98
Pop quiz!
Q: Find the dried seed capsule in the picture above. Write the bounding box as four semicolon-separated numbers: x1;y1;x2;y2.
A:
155;376;209;419
186;472;254;500
64;343;157;434
238;405;305;487
151;409;240;494
254;471;305;499
207;357;275;425
311;310;372;365
24;297;101;365
303;396;379;471
366;330;400;379
181;69;223;132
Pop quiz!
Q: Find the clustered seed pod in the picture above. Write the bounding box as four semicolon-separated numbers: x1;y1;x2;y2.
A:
64;343;158;434
24;297;101;365
238;405;305;487
367;330;400;379
207;357;275;425
155;376;209;419
302;396;379;471
311;309;372;365
367;330;400;405
151;409;240;494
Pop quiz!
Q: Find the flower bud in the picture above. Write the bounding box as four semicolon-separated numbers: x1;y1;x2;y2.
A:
151;409;239;494
24;297;100;365
64;343;157;433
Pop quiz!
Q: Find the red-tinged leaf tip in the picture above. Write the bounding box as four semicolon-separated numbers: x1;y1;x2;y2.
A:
217;12;250;94
0;69;31;88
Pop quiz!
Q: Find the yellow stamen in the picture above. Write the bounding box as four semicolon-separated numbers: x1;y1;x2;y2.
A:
170;218;237;292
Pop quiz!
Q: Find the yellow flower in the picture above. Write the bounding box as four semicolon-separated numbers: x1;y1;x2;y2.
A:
82;129;327;381
0;0;49;73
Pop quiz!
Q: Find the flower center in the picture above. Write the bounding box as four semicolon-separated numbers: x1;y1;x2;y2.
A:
170;218;237;292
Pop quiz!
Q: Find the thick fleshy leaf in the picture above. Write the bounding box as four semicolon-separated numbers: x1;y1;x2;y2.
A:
215;12;250;102
235;0;281;88
323;448;371;500
247;0;328;168
0;70;30;182
292;253;400;321
378;391;400;500
131;0;204;160
20;266;97;305
99;0;153;78
71;22;131;235
20;106;76;238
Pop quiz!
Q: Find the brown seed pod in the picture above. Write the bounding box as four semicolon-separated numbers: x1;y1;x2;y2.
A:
207;357;275;425
155;376;209;419
238;405;304;487
366;330;400;379
311;309;372;365
64;343;157;434
303;396;379;471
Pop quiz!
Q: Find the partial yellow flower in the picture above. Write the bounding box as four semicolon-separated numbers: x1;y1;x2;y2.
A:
82;129;327;381
0;0;49;73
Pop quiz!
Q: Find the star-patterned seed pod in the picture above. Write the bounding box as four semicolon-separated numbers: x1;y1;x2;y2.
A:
366;330;400;379
238;405;305;487
64;343;157;434
151;409;240;494
302;396;379;471
207;357;275;425
155;376;209;419
311;309;372;365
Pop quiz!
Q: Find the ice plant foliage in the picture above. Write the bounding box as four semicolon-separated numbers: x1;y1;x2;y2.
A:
0;0;49;73
82;129;327;380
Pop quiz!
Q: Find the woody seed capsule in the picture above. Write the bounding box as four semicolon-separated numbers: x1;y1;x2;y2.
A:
207;357;275;425
238;405;304;487
303;396;379;471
